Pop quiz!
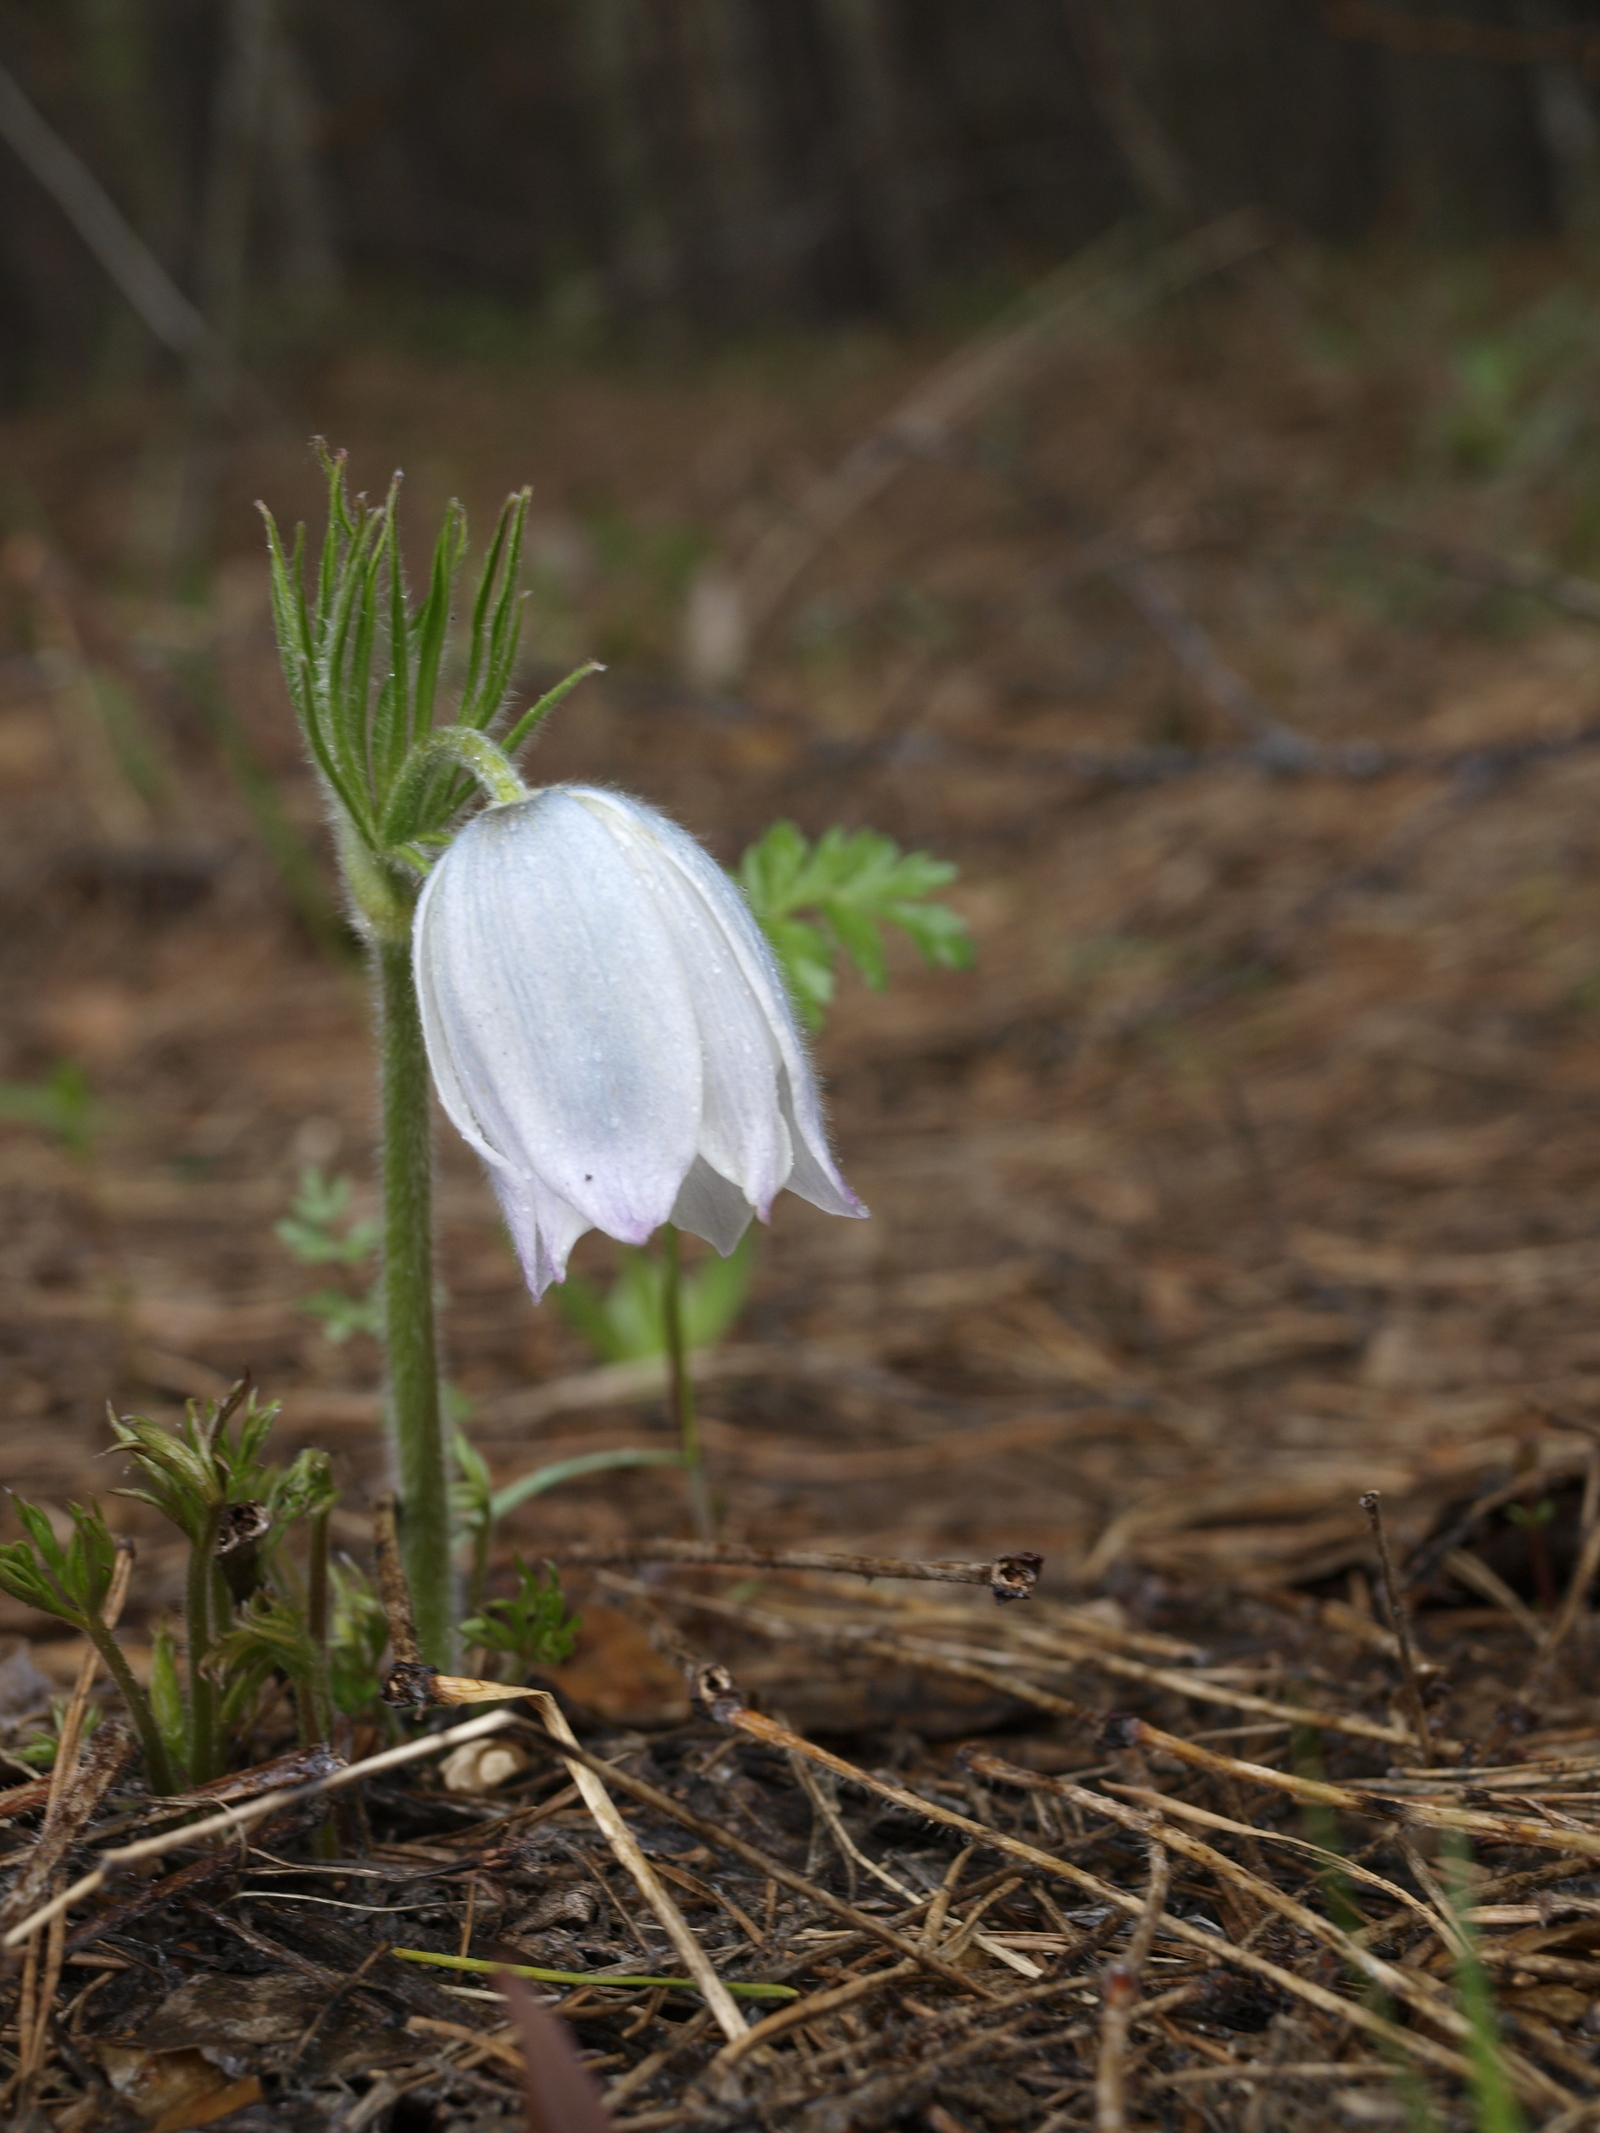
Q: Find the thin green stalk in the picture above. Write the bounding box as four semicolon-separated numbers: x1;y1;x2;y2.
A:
186;1506;221;1784
306;1506;334;1743
1442;1836;1525;2133
377;933;453;1664
391;1947;794;2000
468;1509;492;1624
84;1618;175;1796
661;1225;713;1540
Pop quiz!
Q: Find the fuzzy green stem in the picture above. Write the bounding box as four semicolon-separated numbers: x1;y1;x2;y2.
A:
185;1507;221;1784
378;723;529;844
84;1618;175;1796
377;933;453;1664
307;1506;334;1743
661;1225;713;1540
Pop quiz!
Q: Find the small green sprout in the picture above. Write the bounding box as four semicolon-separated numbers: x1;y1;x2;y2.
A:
459;1557;578;1682
0;1061;98;1156
277;1167;383;1343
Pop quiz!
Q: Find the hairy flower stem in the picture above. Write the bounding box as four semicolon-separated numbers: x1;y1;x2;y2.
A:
306;1506;334;1742
185;1506;221;1784
85;1620;174;1796
377;933;453;1665
661;1225;713;1540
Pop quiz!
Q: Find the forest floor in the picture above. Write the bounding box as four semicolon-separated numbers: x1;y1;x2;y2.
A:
5;242;1600;2126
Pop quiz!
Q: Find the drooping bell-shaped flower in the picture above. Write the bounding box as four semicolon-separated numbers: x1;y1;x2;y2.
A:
413;785;866;1298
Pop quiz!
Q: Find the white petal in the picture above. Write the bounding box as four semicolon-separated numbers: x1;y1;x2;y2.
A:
415;792;703;1243
670;1154;756;1256
573;790;793;1217
777;1064;866;1219
576;791;866;1224
490;1167;593;1300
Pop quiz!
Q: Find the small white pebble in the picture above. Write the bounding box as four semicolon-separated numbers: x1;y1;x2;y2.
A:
440;1740;530;1793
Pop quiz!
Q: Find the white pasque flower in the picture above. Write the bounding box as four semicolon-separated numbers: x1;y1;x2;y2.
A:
414;785;866;1297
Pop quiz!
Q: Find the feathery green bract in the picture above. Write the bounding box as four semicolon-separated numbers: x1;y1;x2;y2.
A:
259;444;586;873
739;820;974;1027
0;1497;117;1628
326;1559;391;1718
109;1385;284;1542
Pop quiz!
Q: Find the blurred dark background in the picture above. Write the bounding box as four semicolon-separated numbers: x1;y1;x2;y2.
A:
4;0;1600;402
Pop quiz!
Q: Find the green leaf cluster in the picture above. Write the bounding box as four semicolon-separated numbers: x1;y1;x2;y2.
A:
0;1384;345;1792
556;1227;755;1363
738;820;974;1027
277;1168;384;1344
276;1167;379;1266
109;1386;339;1780
459;1557;578;1681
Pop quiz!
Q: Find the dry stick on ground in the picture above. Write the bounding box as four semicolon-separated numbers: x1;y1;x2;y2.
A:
0;1709;516;1953
542;1579;1043;1986
1095;1837;1169;2133
547;1540;1042;1603
4;1730;134;2100
708;1955;923;2073
784;1747;1046;1986
601;1564;1078;1736
516;1689;747;2046
1356;521;1600;627
1440;1547;1545;1645
1360;1491;1433;1758
603;1570;1440;1752
375;1579;747;2037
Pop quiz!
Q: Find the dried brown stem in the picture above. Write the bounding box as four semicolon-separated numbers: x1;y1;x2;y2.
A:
518;1688;747;2044
963;1755;1571;2114
710;1956;920;2070
594;1571;1091;1724
1095;1838;1169;2133
552;1539;1043;1601
373;1489;422;1668
1359;1490;1433;1758
1103;1713;1600;1862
